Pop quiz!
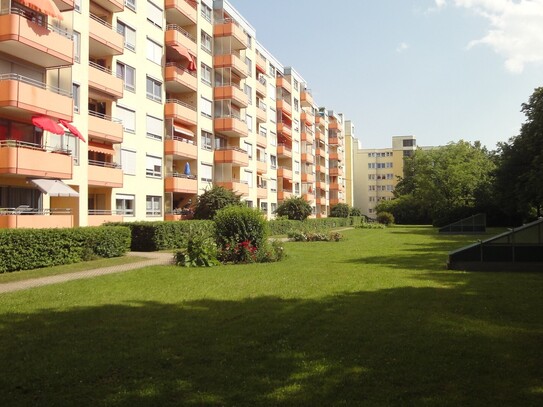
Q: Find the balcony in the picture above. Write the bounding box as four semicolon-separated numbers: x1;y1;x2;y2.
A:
256;77;267;96
0;12;73;68
277;167;292;180
214;116;248;137
301;153;314;164
302;193;315;202
278;189;292;201
214;85;249;108
89;14;123;56
277;122;292;139
213;19;247;50
276;77;292;93
216;180;249;196
0;74;73;121
0;208;73;229
165;24;197;56
329;120;342;132
88;210;123;226
301;89;314;107
165;63;197;93
165;0;197;26
256;52;267;73
329;137;343;146
315;129;326;142
165;99;197;126
256;159;267;174
256;104;267;123
316;181;328;191
213;54;249;78
88;112;123;144
165;174;198;194
301;129;314;144
330;182;341;191
329;167;344;177
315;164;326;174
315;196;327;206
53;0;75;11
88;161;123;187
277;144;292;158
257;187;267;199
329;198;340;206
88;62;123;100
276;99;292;117
165;137;197;159
0;141;72;179
93;0;124;12
316;115;325;126
214;147;249;166
302;173;315;183
329;152;341;161
301;111;315;125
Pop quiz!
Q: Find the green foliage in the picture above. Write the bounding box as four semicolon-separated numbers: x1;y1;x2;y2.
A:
288;231;344;242
106;221;215;252
192;185;242;220
214;205;269;251
330;203;350;218
376;195;431;225
268;217;354;236
376;211;395;225
175;227;219;267
350;207;362;217
0;227;130;273
275;196;312;220
355;222;386;229
255;240;286;263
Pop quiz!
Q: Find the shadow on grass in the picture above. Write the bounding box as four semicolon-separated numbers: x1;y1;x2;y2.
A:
1;281;542;406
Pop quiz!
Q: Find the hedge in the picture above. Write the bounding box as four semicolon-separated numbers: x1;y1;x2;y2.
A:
0;226;131;273
106;220;216;252
268;217;362;236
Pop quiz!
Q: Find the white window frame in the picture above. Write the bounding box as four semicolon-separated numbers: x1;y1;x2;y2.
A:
146;154;162;178
121;149;137;176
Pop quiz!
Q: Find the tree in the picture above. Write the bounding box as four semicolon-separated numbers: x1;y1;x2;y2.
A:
330;203;350;218
192;185;241;220
394;141;495;226
275;196;312;221
494;87;543;220
350;207;362;217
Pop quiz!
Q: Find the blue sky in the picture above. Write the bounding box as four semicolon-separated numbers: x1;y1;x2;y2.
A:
230;0;543;149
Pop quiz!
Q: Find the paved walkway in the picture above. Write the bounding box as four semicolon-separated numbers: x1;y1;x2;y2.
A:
0;252;173;295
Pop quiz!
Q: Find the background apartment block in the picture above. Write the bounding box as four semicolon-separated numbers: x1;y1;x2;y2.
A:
352;135;416;216
0;0;348;229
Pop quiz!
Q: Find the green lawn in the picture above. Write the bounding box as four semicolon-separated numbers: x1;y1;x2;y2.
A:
0;227;542;406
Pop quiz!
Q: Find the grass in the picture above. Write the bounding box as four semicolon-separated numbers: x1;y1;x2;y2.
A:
0;226;542;406
0;256;146;284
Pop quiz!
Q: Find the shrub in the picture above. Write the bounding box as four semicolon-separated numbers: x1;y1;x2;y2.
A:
376;211;395;225
355;222;386;229
287;231;344;242
330;203;350;218
350;207;362;217
193;185;241;220
174;227;219;267
256;240;286;263
275;197;312;220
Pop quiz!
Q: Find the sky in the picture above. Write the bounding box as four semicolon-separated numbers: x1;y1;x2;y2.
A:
229;0;543;149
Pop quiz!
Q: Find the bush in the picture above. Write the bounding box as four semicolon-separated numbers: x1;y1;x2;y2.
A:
330;203;350;218
287;231;344;242
355;222;386;229
268;217;354;236
174;227;219;267
0;226;130;273
350;207;362;217
376;211;395;225
275;197;312;220
193;185;241;220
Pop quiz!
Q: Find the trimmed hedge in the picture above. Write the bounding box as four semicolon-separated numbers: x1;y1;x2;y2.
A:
106;220;216;252
0;226;131;273
268;217;362;236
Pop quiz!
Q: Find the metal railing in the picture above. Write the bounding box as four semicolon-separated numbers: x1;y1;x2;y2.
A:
0;73;72;97
169;133;195;144
0;139;71;155
165;62;197;77
166;24;196;42
214;113;246;122
89;61;120;77
166;99;197;111
215;146;247;153
167;172;197;180
88;209;123;216
0;207;71;215
88;160;121;169
89;111;122;123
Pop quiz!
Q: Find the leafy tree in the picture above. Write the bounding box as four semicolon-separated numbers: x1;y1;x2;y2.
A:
349;207;362;217
376;211;394;225
192;185;241;220
330;203;350;218
494;87;543;220
275;196;312;221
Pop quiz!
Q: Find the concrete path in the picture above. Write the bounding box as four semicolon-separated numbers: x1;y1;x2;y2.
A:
0;252;173;295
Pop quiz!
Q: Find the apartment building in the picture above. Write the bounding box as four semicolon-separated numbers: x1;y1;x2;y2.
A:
352;135;416;216
0;0;348;229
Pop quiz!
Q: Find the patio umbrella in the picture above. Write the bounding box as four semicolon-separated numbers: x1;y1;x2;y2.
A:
59;119;86;142
184;162;191;176
32;116;65;135
18;0;63;20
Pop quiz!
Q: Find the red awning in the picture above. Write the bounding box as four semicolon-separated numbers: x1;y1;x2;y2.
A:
32;116;65;135
171;44;197;72
88;142;114;155
18;0;63;20
59;119;86;143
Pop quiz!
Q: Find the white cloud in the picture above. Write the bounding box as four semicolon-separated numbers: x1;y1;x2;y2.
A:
435;0;447;8
396;42;410;53
453;0;543;73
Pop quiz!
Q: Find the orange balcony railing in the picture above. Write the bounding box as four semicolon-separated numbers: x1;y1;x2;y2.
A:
165;136;197;159
214;18;247;50
165;63;197;93
92;0;124;12
165;24;197;56
88;112;123;144
276;77;292;93
88;210;124;226
0;208;73;229
165;174;198;194
277;122;292;138
277;167;292;180
165;99;197;126
165;0;197;25
88;62;123;100
88;161;123;187
213;54;249;78
301;153;314;165
216;180;249;196
214;84;249;108
214;116;248;137
214;147;249;166
89;14;123;56
301;89;314;107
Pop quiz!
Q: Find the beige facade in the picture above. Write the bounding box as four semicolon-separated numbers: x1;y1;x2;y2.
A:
352;135;416;216
0;0;349;228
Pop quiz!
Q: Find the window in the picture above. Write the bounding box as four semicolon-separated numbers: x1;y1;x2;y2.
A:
118;21;136;51
116;106;136;133
246;33;252;48
201;163;213;182
270;179;277;192
246;114;253;133
270;132;277;146
146;195;162;216
269;64;276;77
244;84;253;105
245;57;252;75
72;83;80;113
201;3;212;22
293;79;299;91
294;182;300;195
403;139;415;147
214;136;226;150
294;161;300;174
270;108;276;123
201;97;212;118
201;63;212;86
201;30;212;54
246;200;253;208
146;115;163;140
294;98;299;112
117;62;136;92
146;76;162;102
116;194;135;216
260;202;267;212
73;31;80;63
125;0;136;11
293;119;299;132
201;130;213;150
147;1;163;28
244;142;253;159
146;155;162;178
270;155;277;169
271;203;277;213
75;0;81;12
294;140;300;154
121;149;136;175
244;170;253;188
146;38;162;64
